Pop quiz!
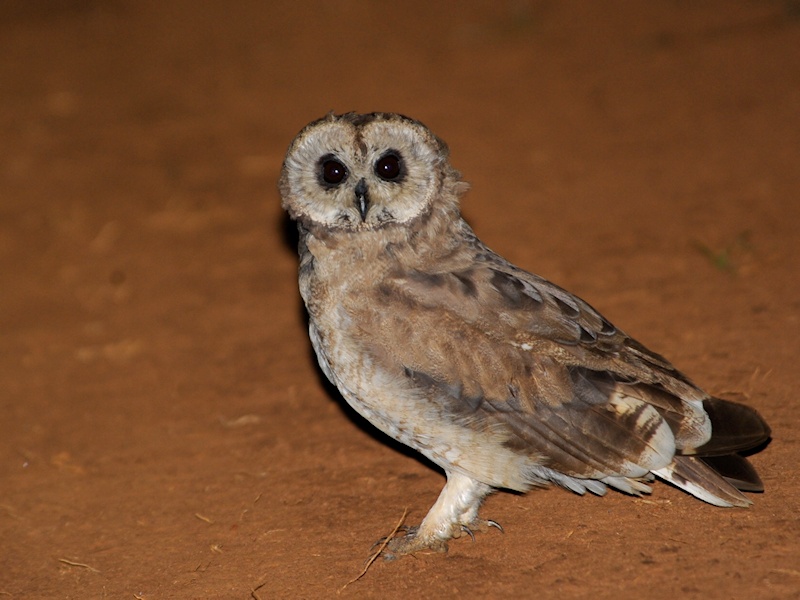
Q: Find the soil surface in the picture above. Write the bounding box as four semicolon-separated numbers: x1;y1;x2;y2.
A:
1;2;799;599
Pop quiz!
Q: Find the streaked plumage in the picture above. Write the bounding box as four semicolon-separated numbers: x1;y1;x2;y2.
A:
279;112;771;557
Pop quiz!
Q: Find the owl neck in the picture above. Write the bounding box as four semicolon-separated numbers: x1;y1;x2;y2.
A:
298;201;471;272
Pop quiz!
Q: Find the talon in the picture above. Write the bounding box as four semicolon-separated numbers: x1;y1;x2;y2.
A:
460;525;476;543
486;519;504;533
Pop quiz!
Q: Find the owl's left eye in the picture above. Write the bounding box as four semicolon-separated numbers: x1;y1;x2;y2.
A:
375;153;403;181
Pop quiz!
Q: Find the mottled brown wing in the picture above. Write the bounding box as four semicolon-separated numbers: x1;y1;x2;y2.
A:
368;237;771;499
379;241;706;400
480;259;700;395
370;257;712;485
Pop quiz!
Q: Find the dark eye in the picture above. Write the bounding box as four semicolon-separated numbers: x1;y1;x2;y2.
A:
375;153;402;181
321;158;347;185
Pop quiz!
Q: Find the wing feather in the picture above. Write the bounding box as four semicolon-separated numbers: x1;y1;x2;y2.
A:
363;240;768;503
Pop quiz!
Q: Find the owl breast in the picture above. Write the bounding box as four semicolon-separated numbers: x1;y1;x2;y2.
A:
301;258;414;445
297;231;537;491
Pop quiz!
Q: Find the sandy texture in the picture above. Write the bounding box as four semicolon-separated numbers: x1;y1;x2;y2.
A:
1;2;798;598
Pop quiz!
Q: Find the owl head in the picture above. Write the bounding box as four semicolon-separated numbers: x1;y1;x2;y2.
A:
279;112;465;232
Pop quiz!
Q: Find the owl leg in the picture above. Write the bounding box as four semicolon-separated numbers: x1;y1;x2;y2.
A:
382;471;495;558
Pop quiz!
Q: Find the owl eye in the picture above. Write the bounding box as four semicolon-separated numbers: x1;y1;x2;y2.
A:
375;153;403;181
320;157;348;185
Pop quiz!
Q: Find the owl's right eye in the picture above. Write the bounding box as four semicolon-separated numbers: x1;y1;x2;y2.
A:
320;157;348;186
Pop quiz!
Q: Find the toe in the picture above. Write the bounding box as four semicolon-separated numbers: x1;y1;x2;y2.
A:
376;528;449;559
464;517;504;534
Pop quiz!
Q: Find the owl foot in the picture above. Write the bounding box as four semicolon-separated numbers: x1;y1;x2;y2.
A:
370;473;498;559
375;517;503;560
378;526;449;560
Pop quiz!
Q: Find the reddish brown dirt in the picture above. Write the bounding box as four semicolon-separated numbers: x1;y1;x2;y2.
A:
1;2;799;599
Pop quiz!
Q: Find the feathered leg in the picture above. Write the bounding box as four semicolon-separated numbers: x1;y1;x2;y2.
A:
383;471;496;558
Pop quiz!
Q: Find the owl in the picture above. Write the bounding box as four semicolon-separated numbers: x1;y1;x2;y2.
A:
279;112;771;558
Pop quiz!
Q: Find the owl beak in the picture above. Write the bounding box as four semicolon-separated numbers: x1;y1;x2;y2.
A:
354;178;369;221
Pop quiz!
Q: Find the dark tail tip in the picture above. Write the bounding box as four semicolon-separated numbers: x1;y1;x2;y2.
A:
700;454;765;492
696;397;771;457
694;397;771;494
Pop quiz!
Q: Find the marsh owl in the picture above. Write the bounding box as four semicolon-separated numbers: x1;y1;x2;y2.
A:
279;112;770;558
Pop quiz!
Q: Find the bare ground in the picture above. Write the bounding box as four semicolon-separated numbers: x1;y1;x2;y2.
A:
1;2;799;598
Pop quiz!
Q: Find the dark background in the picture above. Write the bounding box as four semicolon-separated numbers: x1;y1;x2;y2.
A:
1;2;798;598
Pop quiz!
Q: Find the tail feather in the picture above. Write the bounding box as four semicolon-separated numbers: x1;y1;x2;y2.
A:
653;456;752;508
700;454;765;493
653;397;770;507
692;398;771;456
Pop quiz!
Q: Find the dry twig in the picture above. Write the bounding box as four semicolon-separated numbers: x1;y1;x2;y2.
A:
250;572;268;600
339;507;408;593
58;558;100;573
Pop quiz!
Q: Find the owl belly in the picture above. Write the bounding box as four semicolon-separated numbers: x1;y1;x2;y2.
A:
307;315;535;491
308;317;419;445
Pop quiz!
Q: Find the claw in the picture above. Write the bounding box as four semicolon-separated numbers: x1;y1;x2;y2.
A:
486;519;504;533
460;524;476;543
